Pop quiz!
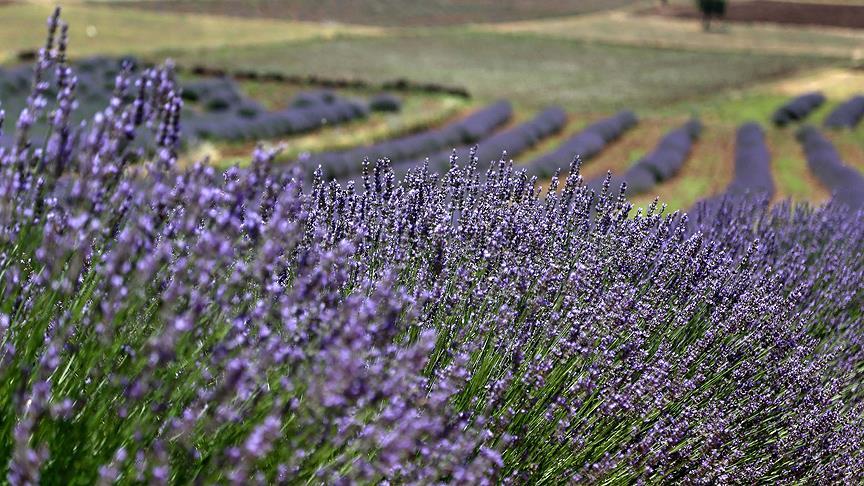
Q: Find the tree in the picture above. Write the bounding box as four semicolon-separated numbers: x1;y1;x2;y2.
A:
696;0;727;31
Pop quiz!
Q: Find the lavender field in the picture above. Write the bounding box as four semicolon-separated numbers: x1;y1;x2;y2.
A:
1;6;863;485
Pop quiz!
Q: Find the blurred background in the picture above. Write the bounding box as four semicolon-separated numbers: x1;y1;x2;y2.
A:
1;0;863;211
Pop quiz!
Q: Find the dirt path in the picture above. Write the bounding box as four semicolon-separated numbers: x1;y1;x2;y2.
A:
645;1;864;30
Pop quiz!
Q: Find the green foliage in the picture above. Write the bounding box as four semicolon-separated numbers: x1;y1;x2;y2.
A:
697;0;727;17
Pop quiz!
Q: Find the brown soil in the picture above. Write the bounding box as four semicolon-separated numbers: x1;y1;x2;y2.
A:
645;1;864;30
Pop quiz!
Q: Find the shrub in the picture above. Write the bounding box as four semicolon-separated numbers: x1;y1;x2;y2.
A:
308;100;513;179
369;93;402;113
797;125;864;209
696;0;727;31
771;92;826;127
398;105;567;176
823;95;864;129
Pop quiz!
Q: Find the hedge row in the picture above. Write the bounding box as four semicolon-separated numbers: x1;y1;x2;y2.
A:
726;122;775;198
181;81;371;141
691;122;775;214
184;64;471;98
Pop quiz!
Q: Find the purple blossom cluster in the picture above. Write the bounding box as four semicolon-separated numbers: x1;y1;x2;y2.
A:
1;10;863;484
771;91;825;127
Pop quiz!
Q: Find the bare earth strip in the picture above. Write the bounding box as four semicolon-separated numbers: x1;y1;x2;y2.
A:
646;1;864;30
477;10;864;59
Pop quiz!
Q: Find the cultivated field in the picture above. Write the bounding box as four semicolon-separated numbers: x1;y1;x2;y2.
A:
0;3;381;64
99;0;640;26
2;0;860;210
1;1;864;483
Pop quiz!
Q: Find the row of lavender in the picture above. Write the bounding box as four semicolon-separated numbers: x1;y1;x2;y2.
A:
306;105;639;182
307;100;515;178
586;119;702;196
0;57;401;148
181;79;375;141
772;91;864;129
797;126;864;209
393;106;568;178
522;110;637;178
2;11;864;484
694;122;864;212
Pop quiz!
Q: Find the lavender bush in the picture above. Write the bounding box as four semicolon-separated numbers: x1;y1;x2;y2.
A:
823;95;864;130
694;122;774;215
797;125;864;209
771;92;825;127
1;10;863;484
398;106;567;178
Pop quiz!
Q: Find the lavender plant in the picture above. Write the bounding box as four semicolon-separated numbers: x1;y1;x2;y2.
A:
1;9;862;484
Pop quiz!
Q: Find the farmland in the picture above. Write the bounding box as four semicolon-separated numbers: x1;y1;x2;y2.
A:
1;1;863;483
101;0;640;26
3;1;861;211
0;3;381;64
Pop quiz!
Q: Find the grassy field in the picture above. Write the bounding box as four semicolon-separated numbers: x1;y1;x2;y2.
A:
0;3;379;64
2;0;862;212
95;0;639;26
156;31;833;112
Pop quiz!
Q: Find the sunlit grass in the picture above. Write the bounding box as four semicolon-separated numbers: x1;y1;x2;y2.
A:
0;3;380;64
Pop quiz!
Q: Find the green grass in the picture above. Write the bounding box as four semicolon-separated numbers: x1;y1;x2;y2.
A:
0;3;380;64
653;84;861;126
89;0;639;26
155;31;834;112
2;2;859;210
